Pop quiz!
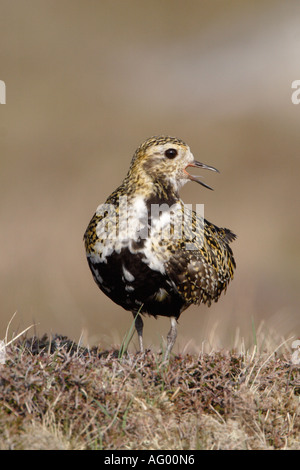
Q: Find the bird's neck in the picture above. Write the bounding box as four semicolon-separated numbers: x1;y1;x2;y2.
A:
122;172;180;205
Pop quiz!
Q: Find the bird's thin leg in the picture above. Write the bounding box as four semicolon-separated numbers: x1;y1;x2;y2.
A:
133;313;144;353
164;316;177;361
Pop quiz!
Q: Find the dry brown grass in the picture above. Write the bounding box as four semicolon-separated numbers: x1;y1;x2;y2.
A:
0;333;299;450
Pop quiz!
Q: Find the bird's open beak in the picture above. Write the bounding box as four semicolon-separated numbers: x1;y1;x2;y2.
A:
184;160;219;190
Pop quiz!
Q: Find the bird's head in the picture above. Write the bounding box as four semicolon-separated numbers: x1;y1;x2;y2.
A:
127;135;219;194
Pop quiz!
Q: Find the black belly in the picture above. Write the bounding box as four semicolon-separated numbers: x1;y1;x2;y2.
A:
87;248;185;318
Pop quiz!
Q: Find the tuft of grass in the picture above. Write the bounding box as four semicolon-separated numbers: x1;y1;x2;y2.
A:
0;332;299;450
118;311;141;360
3;311;36;349
251;316;257;348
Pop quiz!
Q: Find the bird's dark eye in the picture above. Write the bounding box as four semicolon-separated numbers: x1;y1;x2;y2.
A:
164;148;178;159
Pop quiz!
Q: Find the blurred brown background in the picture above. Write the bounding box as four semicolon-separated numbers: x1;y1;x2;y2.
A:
1;0;299;353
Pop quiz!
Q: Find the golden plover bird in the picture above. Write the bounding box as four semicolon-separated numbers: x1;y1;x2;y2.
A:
84;136;236;359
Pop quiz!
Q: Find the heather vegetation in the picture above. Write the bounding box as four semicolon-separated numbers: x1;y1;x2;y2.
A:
0;332;299;450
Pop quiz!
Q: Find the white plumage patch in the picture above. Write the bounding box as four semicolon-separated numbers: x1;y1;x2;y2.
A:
125;285;135;292
122;265;135;282
154;288;168;302
140;237;166;275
